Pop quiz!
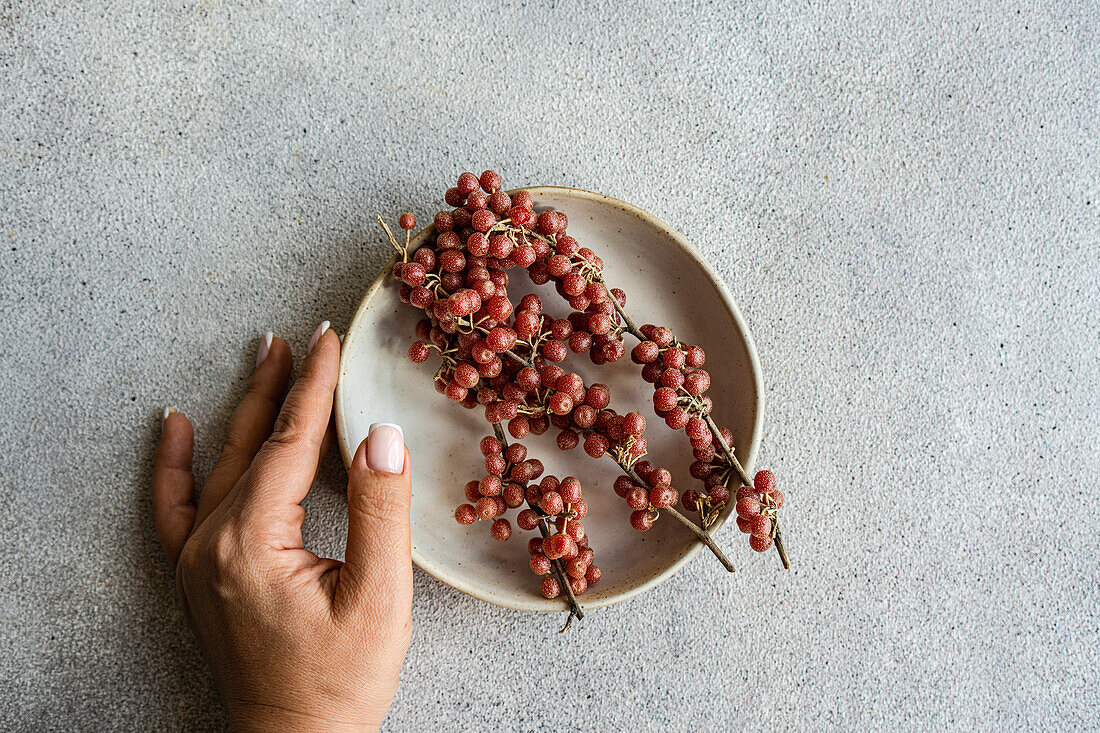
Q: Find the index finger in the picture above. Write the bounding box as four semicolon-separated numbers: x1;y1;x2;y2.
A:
238;323;339;528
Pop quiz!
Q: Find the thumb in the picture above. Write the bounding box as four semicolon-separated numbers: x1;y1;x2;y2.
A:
337;423;413;614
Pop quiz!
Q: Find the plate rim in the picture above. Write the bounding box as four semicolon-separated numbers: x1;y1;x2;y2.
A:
336;185;764;612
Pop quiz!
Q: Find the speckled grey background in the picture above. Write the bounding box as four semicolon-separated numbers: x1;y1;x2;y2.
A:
1;1;1097;730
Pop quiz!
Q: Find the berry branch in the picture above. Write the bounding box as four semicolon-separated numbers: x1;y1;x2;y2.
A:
607;286;791;569
492;423;584;630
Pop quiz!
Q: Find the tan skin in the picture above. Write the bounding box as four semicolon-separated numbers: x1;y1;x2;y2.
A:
152;330;412;731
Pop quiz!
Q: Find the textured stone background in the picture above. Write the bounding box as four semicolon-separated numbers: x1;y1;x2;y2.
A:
1;1;1097;730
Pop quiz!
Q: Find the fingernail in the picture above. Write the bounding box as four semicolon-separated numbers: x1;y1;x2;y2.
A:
367;422;405;474
308;320;330;354
162;406;176;430
255;331;273;367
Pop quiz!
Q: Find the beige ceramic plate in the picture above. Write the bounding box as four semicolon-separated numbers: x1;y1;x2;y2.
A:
336;187;762;611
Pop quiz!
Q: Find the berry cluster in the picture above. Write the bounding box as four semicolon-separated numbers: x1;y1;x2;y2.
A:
735;470;785;552
380;169;789;619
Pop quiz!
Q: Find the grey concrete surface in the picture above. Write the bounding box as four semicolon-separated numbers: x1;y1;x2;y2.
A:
1;1;1097;730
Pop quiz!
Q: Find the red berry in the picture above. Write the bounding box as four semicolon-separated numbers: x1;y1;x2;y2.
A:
502;443;526;465
651;326;673;347
626;487;649;511
479;170;502;193
528;538;544;555
685;417;708;441
662;348;686;370
512;189;533;209
486;295;512;321
768;489;785;508
632;341;659;363
649;486;677;508
454;504;476;525
543;532;570;559
490;518;512;541
583;433;609;458
685;344;706;367
454;362;480;389
664;406;689;430
630;509;655;531
585;565;602;585
444;381;467;402
558;476;582;503
709;485;731;505
484;453;507;476
445;187;465;206
433;211;454;232
457;171;479;196
398;212;416;230
539;490;564;516
572;498;588;518
654;387;678;412
472;209;497;232
489;190;511;214
467;192;490;213
440;249;466;273
508;416;530;439
569;576;587;596
451;207;472;228
540;576;562;598
584;384;611;409
479;475;502;497
684;370;711;396
562;271;586;296
613;475;635;498
408;341;430;364
682;489;700;511
536;210;559;235
509;206;534;227
541;339;567;362
436;230;461;250
512;244;536;267
503;483;525;508
572;404;597;429
736;496;760;518
749;515;771;538
749;534;773;552
754;470;777;493
530;553;552;575
487;326;517;352
549;391;574;415
557;429;580;450
736;516;752;534
565;557;588;579
517;509;541;531
648;468;672;489
660;368;684;390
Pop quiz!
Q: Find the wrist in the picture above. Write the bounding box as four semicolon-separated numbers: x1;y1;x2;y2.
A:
228;703;378;733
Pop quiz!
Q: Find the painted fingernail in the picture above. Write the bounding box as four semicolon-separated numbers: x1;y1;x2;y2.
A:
367;422;405;474
255;331;273;367
162;406;176;431
308;320;330;354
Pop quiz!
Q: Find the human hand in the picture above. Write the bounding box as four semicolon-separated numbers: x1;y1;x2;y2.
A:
152;323;412;731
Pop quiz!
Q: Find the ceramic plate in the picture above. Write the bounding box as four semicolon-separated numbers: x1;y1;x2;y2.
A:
336;187;763;611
